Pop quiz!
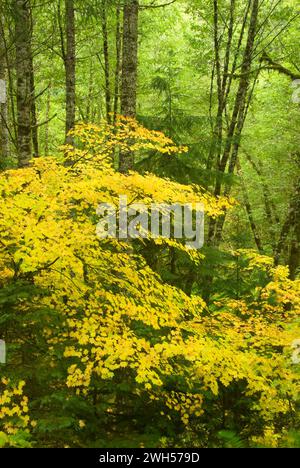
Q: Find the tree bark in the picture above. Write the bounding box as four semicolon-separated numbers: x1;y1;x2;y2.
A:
202;0;260;302
237;160;264;253
113;1;122;126
119;0;139;173
64;0;76;144
0;14;9;166
242;149;280;250
289;234;300;280
275;173;300;278
208;0;260;245
14;0;32;167
85;65;93;122
30;54;39;157
261;52;300;81
0;13;17;146
44;82;52;155
101;0;112;123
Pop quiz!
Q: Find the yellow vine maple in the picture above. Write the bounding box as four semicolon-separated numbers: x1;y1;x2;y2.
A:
0;120;299;447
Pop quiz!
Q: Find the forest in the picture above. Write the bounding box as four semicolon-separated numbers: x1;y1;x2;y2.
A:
0;0;299;450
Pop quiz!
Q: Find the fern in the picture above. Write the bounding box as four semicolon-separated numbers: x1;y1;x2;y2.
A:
218;430;246;449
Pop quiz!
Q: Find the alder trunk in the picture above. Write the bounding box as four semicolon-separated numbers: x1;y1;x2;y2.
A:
14;0;32;167
0;14;9;166
119;0;139;173
30;54;39;157
101;0;112;123
113;1;122;126
65;0;76;144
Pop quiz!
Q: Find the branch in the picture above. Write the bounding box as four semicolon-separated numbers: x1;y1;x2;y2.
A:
31;113;57;129
140;0;177;9
261;52;300;81
33;83;51;101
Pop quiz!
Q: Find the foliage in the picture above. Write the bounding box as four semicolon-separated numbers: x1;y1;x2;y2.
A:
0;378;32;448
0;121;299;447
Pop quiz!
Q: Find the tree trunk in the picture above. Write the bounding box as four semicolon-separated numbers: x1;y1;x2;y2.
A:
14;0;32;167
289;235;300;280
113;1;122;126
85;65;93;122
44;82;52;155
208;0;260;245
0;13;17;146
237;160;264;254
30;54;39;157
0;14;9;167
101;0;112;123
64;0;76;144
275;172;300;279
202;0;260;302
243;149;280;250
119;0;139;173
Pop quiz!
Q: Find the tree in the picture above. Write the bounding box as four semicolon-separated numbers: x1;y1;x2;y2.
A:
100;0;112;123
113;0;122;125
1;126;299;448
119;0;139;173
208;0;260;246
0;12;9;166
29;32;39;158
14;0;33;167
64;0;76;144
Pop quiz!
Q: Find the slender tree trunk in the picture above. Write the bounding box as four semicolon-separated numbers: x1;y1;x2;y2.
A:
44;82;51;155
206;0;229;172
289;235;300;280
213;67;261;245
113;1;122;126
0;14;9;166
275;174;300;276
119;0;139;173
14;0;32;167
0;14;17;146
244;151;279;224
208;0;260;245
207;0;249;174
28;2;39;157
30;54;39;157
237;160;264;253
243;149;280;250
202;0;260;302
64;0;76;144
101;0;112;123
85;64;93;122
